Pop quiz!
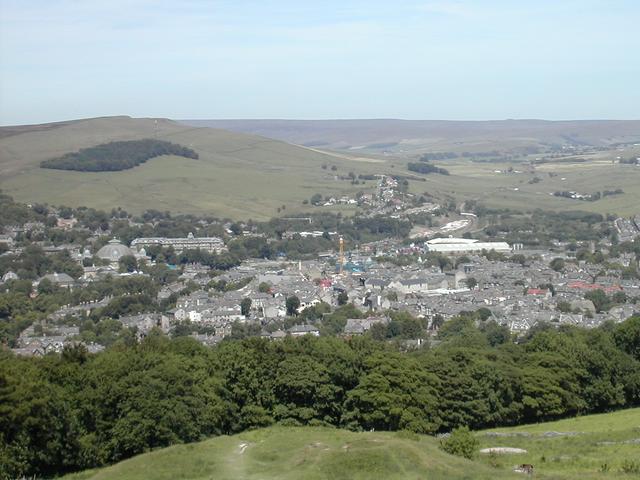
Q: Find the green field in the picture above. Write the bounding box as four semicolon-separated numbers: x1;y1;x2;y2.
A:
410;155;640;216
2;116;639;219
0;117;382;220
61;409;640;480
478;408;640;479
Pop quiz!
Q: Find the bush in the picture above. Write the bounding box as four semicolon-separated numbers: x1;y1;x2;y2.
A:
439;426;479;459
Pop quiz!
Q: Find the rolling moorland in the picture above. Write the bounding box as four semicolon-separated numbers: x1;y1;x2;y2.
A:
0;116;381;219
182;119;640;153
1;116;640;218
62;409;640;480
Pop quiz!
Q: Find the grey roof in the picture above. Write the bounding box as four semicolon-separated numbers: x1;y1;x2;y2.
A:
41;272;74;284
287;324;319;333
96;239;134;261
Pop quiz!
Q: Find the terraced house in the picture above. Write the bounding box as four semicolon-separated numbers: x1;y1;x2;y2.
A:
131;232;227;254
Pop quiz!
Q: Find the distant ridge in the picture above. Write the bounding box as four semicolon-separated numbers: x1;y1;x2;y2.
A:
180;119;640;152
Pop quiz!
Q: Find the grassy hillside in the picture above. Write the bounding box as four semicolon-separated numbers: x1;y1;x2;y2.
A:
0;116;383;219
2;116;639;219
478;408;640;479
62;409;640;480
62;426;519;480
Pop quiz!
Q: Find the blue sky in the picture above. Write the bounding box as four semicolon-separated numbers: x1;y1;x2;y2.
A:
0;0;638;124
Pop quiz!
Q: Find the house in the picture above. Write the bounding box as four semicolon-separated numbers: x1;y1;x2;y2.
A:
526;288;552;299
287;324;320;337
270;330;287;340
37;272;75;289
388;278;430;294
366;278;390;290
343;316;389;336
56;217;78;230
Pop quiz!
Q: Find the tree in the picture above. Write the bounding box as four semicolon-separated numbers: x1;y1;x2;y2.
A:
584;289;610;313
369;322;387;341
431;314;445;330
241;298;252;317
118;255;138;273
337;291;348;306
613;316;640;360
343;353;441;433
37;278;55;295
476;307;492;321
550;257;565;272
273;355;340;424
557;301;572;313
465;277;478;289
310;193;323;206
258;282;271;293
286;296;300;316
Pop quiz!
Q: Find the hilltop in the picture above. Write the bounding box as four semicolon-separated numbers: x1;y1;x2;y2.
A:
63;409;640;480
0;116;383;219
182;119;640;153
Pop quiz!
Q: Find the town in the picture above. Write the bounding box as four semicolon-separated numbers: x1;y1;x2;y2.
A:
2;190;638;357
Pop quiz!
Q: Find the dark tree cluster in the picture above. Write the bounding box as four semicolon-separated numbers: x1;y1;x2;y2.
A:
481;209;607;246
407;162;450;175
40;139;199;172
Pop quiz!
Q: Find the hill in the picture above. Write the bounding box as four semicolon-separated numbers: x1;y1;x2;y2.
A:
62;409;640;480
182;119;640;154
0;116;383;219
2;116;639;219
62;426;518;480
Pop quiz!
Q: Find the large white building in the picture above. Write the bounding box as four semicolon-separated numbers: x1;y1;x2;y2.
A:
425;237;511;255
131;232;227;254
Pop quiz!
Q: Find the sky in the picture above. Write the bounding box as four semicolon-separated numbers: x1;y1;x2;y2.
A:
0;0;639;125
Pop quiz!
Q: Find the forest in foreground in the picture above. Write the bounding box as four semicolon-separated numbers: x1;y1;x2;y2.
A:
1;315;640;479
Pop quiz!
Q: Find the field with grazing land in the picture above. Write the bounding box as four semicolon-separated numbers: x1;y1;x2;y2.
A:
408;154;640;216
478;408;640;478
0;117;382;219
2;116;639;219
61;409;640;480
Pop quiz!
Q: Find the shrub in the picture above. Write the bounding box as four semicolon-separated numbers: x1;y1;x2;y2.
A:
439;426;479;460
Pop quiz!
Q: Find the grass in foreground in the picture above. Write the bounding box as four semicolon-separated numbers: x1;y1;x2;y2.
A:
477;408;640;479
61;426;520;480
61;408;640;480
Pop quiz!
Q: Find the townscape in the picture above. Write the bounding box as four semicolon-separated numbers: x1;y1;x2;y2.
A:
2;2;640;478
2;187;638;357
